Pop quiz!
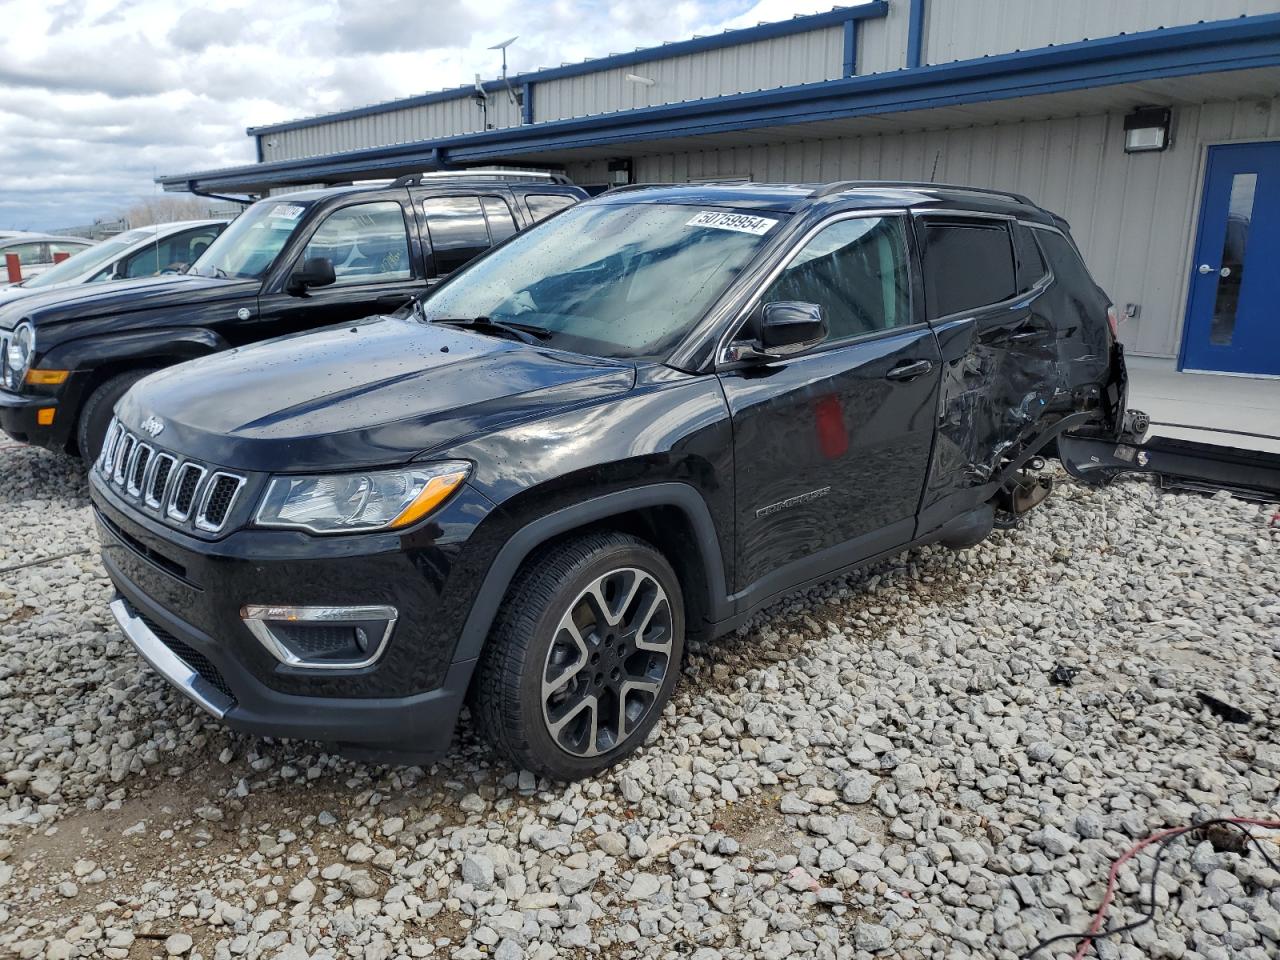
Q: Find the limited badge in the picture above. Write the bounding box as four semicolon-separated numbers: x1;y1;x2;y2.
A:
236;307;252;320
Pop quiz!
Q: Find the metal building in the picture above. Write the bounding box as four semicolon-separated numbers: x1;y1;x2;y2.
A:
160;1;1280;409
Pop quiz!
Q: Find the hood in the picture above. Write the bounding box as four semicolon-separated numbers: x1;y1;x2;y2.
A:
0;284;38;306
0;273;256;332
116;315;636;472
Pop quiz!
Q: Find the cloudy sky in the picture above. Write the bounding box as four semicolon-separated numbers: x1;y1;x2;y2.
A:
0;0;831;230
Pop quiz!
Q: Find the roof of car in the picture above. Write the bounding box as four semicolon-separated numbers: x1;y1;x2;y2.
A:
0;232;94;245
591;181;1055;223
273;178;584;203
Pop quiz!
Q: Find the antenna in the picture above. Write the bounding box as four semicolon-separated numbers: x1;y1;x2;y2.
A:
488;36;520;107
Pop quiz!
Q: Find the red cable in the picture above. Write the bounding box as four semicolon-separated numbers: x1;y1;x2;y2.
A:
1071;817;1280;960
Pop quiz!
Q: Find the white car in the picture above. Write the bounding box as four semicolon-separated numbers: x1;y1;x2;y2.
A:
0;220;229;302
0;232;95;286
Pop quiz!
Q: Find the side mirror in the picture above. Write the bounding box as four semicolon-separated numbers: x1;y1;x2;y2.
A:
729;301;826;361
289;256;336;294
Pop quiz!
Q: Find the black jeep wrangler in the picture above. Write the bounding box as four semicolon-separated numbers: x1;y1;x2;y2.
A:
89;182;1127;780
0;172;585;459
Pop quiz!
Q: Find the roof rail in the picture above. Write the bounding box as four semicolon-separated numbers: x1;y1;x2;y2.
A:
391;170;572;187
808;180;1034;205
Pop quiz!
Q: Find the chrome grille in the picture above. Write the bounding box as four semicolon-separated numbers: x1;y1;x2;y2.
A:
97;418;245;533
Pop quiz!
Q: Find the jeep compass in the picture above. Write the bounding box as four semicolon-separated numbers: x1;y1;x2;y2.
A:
89;182;1127;779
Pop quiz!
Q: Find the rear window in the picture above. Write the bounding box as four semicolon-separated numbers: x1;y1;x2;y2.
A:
1013;223;1049;293
921;218;1016;319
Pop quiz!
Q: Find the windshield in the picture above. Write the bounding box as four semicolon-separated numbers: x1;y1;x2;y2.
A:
21;233;140;289
422;201;785;359
188;200;312;279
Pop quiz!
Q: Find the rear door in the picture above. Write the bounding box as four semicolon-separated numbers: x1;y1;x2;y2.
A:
416;192;521;281
913;214;1059;533
718;212;941;598
253;197;427;342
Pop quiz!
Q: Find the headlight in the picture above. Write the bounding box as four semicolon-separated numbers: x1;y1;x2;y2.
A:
4;322;34;389
254;462;470;534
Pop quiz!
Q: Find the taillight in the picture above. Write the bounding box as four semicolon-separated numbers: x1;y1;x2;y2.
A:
1106;304;1120;340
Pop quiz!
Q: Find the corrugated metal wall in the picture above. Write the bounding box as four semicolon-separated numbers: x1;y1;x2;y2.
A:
924;0;1280;65
565;97;1280;360
260;94;523;163
534;28;846;123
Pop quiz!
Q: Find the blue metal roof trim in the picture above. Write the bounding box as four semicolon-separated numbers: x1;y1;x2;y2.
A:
245;2;889;137
165;14;1280;191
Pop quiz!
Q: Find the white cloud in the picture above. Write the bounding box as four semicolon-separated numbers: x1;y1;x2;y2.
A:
0;0;834;229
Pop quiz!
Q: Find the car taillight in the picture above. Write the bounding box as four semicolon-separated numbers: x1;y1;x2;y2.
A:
1106;304;1119;340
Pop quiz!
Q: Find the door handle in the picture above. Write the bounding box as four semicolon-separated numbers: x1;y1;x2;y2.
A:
885;359;934;381
1198;263;1217;275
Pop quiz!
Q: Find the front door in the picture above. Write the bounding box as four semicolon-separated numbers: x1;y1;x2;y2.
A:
252;199;426;345
718;213;941;599
1181;141;1280;376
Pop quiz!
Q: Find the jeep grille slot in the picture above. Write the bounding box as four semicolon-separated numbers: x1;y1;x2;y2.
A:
168;463;205;521
147;454;175;508
196;473;244;532
128;445;152;496
94;421;245;534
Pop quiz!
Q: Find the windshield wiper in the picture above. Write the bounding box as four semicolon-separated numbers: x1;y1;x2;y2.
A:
431;315;553;346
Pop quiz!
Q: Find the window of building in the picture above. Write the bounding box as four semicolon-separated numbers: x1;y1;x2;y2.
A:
423;196;491;275
525;193;578;223
921;219;1016;319
303;201;412;285
758;216;911;344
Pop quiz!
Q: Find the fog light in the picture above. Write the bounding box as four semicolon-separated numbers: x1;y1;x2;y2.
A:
241;605;397;670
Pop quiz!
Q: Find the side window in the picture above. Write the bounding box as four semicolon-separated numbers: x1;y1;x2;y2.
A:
183;225;223;265
1012;223;1048;293
422;196;490;275
50;242;88;257
921;218;1016;319
758;216;912;344
525;193;578;223
6;242;49;266
481;196;517;244
303;201;412;285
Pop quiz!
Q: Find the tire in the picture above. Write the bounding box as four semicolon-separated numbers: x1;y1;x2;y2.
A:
75;369;154;461
474;531;685;780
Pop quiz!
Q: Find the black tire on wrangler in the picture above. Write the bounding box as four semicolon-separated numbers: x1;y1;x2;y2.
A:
75;369;154;461
474;531;685;780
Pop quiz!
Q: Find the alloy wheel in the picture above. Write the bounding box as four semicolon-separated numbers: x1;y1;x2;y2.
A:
540;566;673;757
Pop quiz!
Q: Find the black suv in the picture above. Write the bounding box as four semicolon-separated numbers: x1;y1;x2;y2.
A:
0;173;586;459
89;182;1127;779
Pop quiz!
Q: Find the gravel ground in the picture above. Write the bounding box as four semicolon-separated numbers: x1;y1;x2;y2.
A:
1;440;1278;960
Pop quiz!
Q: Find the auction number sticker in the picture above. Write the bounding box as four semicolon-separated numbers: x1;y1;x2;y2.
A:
686;211;777;235
269;204;306;220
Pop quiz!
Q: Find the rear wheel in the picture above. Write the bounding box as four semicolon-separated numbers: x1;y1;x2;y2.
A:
76;369;153;461
474;531;684;780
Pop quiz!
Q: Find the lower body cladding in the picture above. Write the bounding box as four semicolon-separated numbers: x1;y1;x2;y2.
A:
91;477;495;762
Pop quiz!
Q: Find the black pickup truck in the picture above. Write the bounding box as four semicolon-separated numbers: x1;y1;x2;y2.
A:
0;173;586;459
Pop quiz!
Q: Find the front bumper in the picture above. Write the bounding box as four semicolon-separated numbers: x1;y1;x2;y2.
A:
0;389;63;449
93;473;498;759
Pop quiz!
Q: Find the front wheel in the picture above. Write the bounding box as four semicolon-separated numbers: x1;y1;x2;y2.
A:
473;531;684;780
75;369;154;461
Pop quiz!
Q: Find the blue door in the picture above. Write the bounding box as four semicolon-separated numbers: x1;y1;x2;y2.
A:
1181;142;1280;375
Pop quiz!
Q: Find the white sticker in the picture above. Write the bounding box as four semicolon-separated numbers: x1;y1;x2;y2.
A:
686;210;777;235
268;204;306;221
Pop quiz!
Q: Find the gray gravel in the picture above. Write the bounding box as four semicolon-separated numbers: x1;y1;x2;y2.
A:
1;440;1278;960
